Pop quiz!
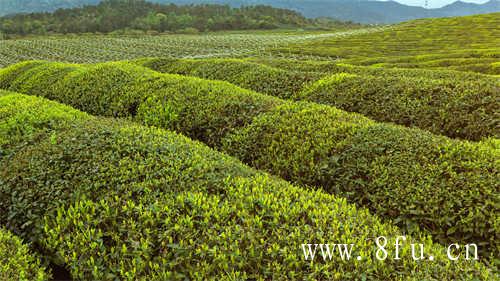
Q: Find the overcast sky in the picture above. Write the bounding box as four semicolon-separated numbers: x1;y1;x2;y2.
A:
389;0;490;8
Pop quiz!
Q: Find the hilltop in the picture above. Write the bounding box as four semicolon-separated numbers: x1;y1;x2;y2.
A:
0;0;356;37
1;0;499;23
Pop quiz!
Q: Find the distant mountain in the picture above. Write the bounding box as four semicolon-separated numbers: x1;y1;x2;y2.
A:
1;0;499;23
435;0;500;17
0;1;101;16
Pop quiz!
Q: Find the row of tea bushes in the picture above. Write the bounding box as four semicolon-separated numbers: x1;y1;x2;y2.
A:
248;58;496;80
139;57;488;99
450;62;500;76
375;59;500;76
135;57;498;92
3;61;283;147
277;13;500;75
0;228;49;281
0;62;498;258
339;54;500;73
297;73;499;140
2;92;493;280
136;57;499;140
223;102;499;258
136;57;323;99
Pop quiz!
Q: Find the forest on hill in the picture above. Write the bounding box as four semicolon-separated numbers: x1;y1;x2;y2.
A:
0;0;356;37
1;0;499;23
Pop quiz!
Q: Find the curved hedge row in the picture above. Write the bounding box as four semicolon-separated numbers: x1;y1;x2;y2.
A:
250;58;499;80
297;73;499;140
448;61;500;76
136;57;498;93
347;56;500;76
3;61;283;147
0;228;49;281
136;57;322;99
223;102;500;255
136;57;499;140
140;56;500;107
2;92;493;279
0;62;498;258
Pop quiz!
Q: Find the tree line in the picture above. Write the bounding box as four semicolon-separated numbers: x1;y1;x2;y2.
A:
0;0;359;37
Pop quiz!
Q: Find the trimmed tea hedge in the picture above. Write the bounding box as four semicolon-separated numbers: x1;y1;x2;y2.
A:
224;102;500;256
0;60;47;89
2;92;493;279
136;57;322;99
297;73;499;140
0;228;49;281
4;61;282;147
249;58;497;80
0;62;498;258
278;13;500;75
140;56;500;86
136;57;499;140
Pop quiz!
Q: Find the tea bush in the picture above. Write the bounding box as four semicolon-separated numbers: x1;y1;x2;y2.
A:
1;61;283;147
136;57;322;99
297;73;499;140
1;92;493;279
250;58;495;80
0;60;46;89
280;13;500;74
137;58;499;140
378;58;500;75
223;102;499;255
0;228;49;281
130;73;283;147
0;62;498;257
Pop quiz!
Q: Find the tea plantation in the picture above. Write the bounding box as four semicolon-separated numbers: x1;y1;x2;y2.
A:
0;12;499;280
135;57;499;140
282;13;500;75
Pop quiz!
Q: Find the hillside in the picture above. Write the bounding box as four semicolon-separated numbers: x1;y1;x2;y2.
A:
1;0;499;23
0;0;352;37
281;13;500;73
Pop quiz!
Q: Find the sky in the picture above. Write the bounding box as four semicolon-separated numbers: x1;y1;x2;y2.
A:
389;0;490;8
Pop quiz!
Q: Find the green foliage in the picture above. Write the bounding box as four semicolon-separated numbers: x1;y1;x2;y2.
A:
0;60;46;89
8;61;80;99
280;13;500;75
250;58;496;80
134;78;282;147
0;61;498;258
0;30;369;67
3;61;283;147
0;92;494;280
0;0;347;37
297;73;499;140
0;89;88;150
137;57;323;99
223;102;500;255
0;13;497;77
0;228;49;281
138;57;499;140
